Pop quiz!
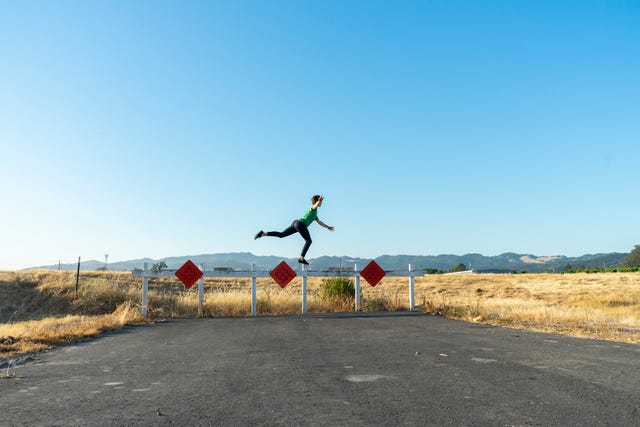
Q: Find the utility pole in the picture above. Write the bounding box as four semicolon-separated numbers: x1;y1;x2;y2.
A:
104;254;109;271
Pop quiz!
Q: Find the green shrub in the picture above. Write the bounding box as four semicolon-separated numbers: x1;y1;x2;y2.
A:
320;277;355;300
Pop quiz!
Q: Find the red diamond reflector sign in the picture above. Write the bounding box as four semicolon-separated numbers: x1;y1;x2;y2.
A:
175;260;203;289
361;260;386;287
270;261;297;288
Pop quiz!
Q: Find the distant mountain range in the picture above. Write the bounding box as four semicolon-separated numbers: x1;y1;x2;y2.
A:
36;251;629;273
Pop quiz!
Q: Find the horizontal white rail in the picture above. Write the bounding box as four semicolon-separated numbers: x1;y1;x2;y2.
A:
132;269;423;278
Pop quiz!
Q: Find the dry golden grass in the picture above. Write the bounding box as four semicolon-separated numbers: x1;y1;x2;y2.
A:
0;302;144;356
1;270;639;357
406;273;640;343
0;270;142;356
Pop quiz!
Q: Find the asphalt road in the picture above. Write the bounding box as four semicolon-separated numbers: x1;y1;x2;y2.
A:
1;313;639;426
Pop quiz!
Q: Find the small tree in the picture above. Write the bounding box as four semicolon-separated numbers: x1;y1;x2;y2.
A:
622;244;640;268
450;263;467;273
151;261;167;273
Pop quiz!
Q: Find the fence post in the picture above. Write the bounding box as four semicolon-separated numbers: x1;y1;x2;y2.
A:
142;263;149;318
251;263;257;317
75;256;81;298
301;264;308;314
409;264;415;311
198;264;205;317
354;264;361;311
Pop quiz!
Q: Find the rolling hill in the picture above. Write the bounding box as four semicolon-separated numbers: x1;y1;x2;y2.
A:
34;251;629;273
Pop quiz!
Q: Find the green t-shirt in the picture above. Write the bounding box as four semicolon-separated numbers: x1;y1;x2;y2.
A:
298;206;319;226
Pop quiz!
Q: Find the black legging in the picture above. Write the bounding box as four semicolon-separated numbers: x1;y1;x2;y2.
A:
268;220;312;257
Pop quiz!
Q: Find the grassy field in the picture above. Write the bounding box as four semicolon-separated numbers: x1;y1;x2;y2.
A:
1;270;639;357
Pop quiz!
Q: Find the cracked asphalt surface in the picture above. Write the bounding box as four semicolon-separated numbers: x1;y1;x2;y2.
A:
1;312;639;426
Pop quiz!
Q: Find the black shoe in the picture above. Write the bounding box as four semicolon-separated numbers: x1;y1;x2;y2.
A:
298;257;309;265
254;231;264;240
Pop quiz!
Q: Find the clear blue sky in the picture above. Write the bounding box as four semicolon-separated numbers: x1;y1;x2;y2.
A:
1;1;639;270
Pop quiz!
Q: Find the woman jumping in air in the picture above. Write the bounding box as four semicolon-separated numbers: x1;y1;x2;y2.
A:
254;195;334;265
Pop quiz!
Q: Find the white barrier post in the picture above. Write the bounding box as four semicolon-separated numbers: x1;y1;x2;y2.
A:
409;264;415;311
198;264;205;317
142;263;149;318
301;264;308;314
251;263;257;317
354;264;361;311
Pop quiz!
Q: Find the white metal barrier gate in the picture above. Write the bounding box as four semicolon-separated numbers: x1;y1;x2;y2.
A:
132;263;422;318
